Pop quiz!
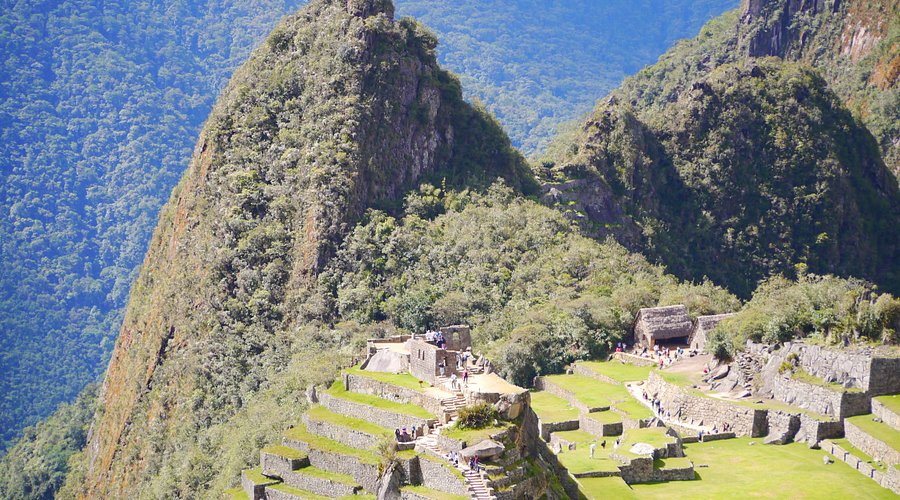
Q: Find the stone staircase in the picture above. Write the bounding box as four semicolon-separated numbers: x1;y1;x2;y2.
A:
415;422;497;500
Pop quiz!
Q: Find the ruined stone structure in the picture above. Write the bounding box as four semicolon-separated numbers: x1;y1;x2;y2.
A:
633;305;693;348
689;313;734;352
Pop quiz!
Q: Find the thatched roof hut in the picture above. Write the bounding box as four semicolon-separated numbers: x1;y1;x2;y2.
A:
633;305;692;347
690;313;735;352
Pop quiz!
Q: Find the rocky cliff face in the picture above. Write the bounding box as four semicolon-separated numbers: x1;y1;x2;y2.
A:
77;1;532;496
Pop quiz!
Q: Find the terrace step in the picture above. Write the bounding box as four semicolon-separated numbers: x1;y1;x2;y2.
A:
281;465;362;497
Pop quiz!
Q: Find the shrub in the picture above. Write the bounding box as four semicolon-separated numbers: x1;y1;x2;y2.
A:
456;403;499;430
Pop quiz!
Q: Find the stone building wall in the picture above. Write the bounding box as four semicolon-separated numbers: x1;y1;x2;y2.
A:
538;419;580;442
409;339;458;385
644;372;767;437
579;413;623;437
281;469;359;497
872;399;900;430
318;392;432;431
845;420;900;467
345;373;442;416
439;325;472;352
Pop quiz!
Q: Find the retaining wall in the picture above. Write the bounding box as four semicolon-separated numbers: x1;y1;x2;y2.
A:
573;364;620;385
644;372;767;437
873;399;900;430
845;420;900;467
319;392;432;431
416;454;469;497
766;374;870;419
281;469;360;497
538;418;580;442
288;446;379;492
345;373;442;416
579;413;623;437
302;413;381;450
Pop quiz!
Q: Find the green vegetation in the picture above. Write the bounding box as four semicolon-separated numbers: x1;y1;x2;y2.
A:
261;445;307;461
224;487;251;500
708;275;900;359
585;411;622;425
345;366;427;392
400;485;468;500
875;395;900;416
576;477;637;499
241;468;278;486
551;13;900;299
529;392;580;424
325;382;434;419
442;421;513;445
627;438;896;499
456;403;499;430
0;385;97;500
306;406;392;438
544;375;631;409
653;457;692;470
283;425;380;465
578;361;653;383
845;416;900;453
612;401;654;421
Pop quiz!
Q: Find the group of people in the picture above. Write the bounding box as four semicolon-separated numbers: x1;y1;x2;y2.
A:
424;330;447;349
448;370;469;390
394;427;417;443
443;450;481;473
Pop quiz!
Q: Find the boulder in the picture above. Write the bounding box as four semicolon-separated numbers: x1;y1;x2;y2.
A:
375;462;402;500
709;365;729;380
461;439;505;460
764;433;788;445
629;443;656;456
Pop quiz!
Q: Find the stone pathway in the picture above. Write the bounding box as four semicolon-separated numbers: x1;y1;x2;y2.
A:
626;382;715;435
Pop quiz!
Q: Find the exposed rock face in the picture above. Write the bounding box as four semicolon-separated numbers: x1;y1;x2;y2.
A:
78;1;532;496
461;439;505;459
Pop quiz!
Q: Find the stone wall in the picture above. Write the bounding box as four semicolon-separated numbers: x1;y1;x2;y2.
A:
824;440;900;495
319;392;432;432
305;447;379;492
494;474;548;500
644;372;767;437
522;407;583;500
612;352;657;366
870;357;900;396
845;419;900;467
796;414;843;444
882;466;900;495
409;339;458;385
281;469;360;497
873;399;900;430
302;414;381;450
766;374;852;419
242;470;276;500
439;325;472;352
538;419;580;442
579;413;623;437
260;450;308;478
415;454;469;497
345;373;442;416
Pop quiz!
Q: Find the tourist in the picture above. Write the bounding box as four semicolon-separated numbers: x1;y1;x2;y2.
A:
401;428;409;442
463;369;469;386
600;439;606;449
590;442;596;459
698;430;704;442
450;373;458;390
713;424;719;434
659;358;664;369
395;429;401;442
439;361;446;377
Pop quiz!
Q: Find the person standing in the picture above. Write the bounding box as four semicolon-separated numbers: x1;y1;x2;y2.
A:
590;442;596;459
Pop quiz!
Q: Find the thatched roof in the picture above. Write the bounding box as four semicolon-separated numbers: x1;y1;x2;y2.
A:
694;313;735;335
635;305;692;340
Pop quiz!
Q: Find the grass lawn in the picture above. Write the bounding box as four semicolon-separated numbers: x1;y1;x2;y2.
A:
627;437;897;499
586;410;622;424
442;421;513;446
530;391;580;423
830;438;886;471
577;477;637;499
292;465;358;486
242;467;278;485
283;424;380;465
345;366;427;392
875;394;900;416
325;381;434;419
654;456;692;470
614;400;654;421
306;405;392;438
556;442;621;474
224;486;250;500
400;485;468;500
544;375;630;408
846;415;900;452
261;445;307;461
552;429;597;444
579;361;654;383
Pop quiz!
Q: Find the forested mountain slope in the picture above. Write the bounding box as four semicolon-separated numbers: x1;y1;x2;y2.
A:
75;1;531;495
0;0;305;449
545;0;900;298
0;0;735;451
